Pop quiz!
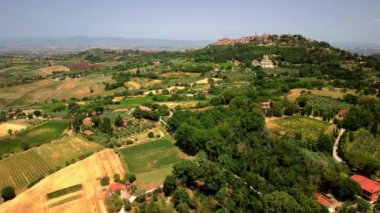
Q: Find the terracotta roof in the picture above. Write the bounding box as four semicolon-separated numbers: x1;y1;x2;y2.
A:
82;117;93;127
351;175;380;193
109;182;125;192
83;130;94;136
315;193;333;207
338;109;349;116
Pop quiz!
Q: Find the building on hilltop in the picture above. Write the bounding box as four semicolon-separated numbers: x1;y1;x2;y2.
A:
251;55;276;69
351;175;380;202
260;55;275;69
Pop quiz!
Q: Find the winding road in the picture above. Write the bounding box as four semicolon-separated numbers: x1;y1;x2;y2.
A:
333;128;345;163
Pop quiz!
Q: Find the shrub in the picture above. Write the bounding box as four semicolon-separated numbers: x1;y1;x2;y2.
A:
101;176;110;186
1;186;16;201
148;132;154;138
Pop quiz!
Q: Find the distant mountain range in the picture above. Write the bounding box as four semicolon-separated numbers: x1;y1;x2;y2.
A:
0;37;212;55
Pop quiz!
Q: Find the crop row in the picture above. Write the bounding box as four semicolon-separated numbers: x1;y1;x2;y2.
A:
0;150;51;190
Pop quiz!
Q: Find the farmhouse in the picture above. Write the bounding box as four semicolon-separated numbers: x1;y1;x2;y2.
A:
336;109;349;120
261;100;273;110
82;117;94;127
351;175;380;202
315;193;334;212
108;182;126;195
83;130;94;136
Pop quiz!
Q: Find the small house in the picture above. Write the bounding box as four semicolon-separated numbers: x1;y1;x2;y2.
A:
315;193;334;212
83;130;94;136
351;175;380;202
108;182;126;195
82;117;94;127
337;109;348;119
261;100;273;110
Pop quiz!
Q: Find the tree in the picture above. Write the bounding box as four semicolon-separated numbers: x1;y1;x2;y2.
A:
343;107;374;131
100;176;110;186
1;186;16;201
173;188;190;207
20;142;30;150
163;175;178;196
128;174;136;183
114;173;121;183
258;191;302;213
284;103;299;116
33;110;42;117
240;110;265;132
0;111;6;122
114;115;124;127
272;104;283;117
317;134;333;154
105;192;123;213
124;200;132;211
100;117;113;135
147;132;154;138
335;177;361;200
357;198;370;212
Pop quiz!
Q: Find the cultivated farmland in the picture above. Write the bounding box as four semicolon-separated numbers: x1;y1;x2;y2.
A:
0;120;70;157
0;136;101;191
119;138;183;189
0;149;125;213
267;116;332;141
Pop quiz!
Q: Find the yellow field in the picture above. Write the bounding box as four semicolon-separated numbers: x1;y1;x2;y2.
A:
287;88;357;101
159;101;199;109
194;77;222;85
0;149;125;213
125;78;162;90
0;122;29;137
38;65;70;75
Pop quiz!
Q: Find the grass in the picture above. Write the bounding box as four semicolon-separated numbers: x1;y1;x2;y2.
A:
268;116;331;141
0;120;70;157
0;136;101;191
119;138;183;189
119;96;153;108
47;184;83;200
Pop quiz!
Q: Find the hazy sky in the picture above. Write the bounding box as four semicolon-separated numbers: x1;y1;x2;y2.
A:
0;0;379;44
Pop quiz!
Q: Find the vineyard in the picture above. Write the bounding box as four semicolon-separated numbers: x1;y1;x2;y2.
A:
269;116;331;141
0;136;102;191
0;150;51;190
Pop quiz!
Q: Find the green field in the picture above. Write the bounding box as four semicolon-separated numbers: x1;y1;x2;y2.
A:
119;138;183;189
0;136;101;191
119;96;153;108
269;116;331;141
0;120;70;157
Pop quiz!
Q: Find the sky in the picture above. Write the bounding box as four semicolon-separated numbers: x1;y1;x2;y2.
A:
0;0;379;44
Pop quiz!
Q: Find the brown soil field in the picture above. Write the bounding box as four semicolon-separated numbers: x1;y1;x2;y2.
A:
0;149;125;213
160;72;195;78
194;78;222;85
38;66;70;75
